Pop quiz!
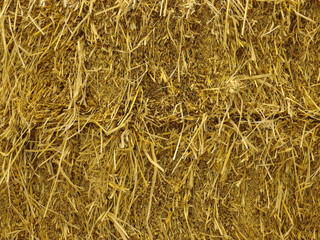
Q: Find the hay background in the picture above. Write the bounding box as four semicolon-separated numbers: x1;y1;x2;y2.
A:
0;0;320;239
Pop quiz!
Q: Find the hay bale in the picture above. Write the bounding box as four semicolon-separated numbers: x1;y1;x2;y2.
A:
0;0;319;239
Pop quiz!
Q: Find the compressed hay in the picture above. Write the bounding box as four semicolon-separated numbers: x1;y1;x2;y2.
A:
0;0;320;239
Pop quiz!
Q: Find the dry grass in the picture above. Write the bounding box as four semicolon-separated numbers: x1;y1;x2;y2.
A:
0;0;320;239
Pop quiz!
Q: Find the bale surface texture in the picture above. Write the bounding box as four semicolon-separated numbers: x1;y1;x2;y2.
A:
0;0;320;239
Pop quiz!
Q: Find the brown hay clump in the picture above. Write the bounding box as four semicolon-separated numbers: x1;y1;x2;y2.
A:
1;0;320;239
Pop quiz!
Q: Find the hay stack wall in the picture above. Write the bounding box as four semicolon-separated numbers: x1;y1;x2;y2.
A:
0;0;320;239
